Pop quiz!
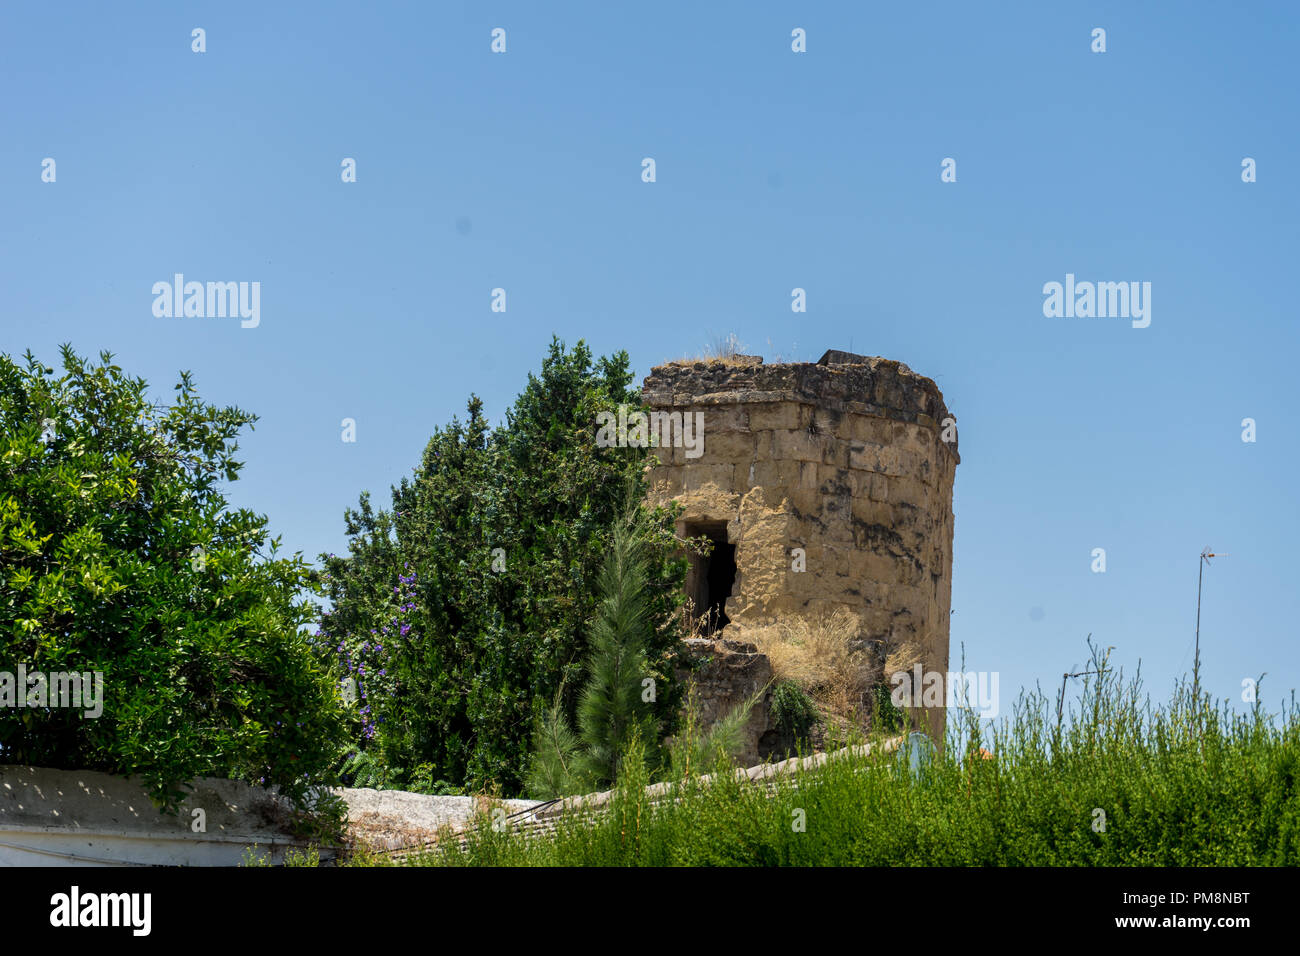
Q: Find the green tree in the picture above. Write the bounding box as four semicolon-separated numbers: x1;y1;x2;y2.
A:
318;338;687;795
573;515;664;787
527;507;764;799
0;346;348;811
527;512;662;797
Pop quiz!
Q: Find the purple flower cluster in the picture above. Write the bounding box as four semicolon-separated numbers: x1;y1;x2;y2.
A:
332;566;418;740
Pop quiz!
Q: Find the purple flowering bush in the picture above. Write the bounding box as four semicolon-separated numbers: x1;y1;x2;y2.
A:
324;568;412;742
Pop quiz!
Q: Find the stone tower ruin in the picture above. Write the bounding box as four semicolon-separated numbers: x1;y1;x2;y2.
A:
642;350;959;751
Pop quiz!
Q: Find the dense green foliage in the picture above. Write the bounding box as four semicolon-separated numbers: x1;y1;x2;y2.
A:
0;347;348;810
770;680;817;751
418;653;1300;866
872;681;906;733
526;510;759;798
318;339;687;795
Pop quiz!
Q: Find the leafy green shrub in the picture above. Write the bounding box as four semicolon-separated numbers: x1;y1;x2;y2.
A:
0;346;348;811
871;681;906;733
339;748;391;789
770;680;818;752
317;339;687;796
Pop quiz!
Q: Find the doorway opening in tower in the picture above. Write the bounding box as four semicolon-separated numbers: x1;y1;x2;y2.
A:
685;521;736;635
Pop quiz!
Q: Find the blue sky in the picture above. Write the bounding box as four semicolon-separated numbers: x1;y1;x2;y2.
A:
3;2;1296;718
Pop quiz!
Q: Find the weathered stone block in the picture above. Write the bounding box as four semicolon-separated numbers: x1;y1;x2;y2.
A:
700;406;751;433
700;429;756;464
816;464;856;497
748;402;810;431
772;428;823;463
682;464;736;492
849;442;886;473
850;494;891;526
849;414;895;445
646;465;683;497
888;475;930;510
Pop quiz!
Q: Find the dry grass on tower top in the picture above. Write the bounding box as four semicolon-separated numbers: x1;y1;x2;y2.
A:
660;333;763;368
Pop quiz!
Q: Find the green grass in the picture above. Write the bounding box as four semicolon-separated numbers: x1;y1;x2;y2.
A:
381;649;1299;866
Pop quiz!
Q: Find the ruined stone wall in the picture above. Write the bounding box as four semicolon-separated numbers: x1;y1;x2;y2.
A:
675;638;774;767
642;351;959;738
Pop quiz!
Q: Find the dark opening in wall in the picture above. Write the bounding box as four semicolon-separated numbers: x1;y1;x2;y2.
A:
685;521;735;634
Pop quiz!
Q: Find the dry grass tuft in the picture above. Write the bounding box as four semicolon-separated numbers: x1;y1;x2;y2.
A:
662;333;756;367
739;608;867;726
679;596;724;640
738;608;927;734
883;640;925;685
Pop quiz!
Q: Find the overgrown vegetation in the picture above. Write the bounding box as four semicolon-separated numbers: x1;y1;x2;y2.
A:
770;680;817;751
741;606;920;741
0;346;348;813
663;333;755;367
318;339;688;795
402;644;1300;866
527;510;757;798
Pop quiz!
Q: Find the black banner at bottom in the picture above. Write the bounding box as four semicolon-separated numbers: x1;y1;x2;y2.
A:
0;865;1283;942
